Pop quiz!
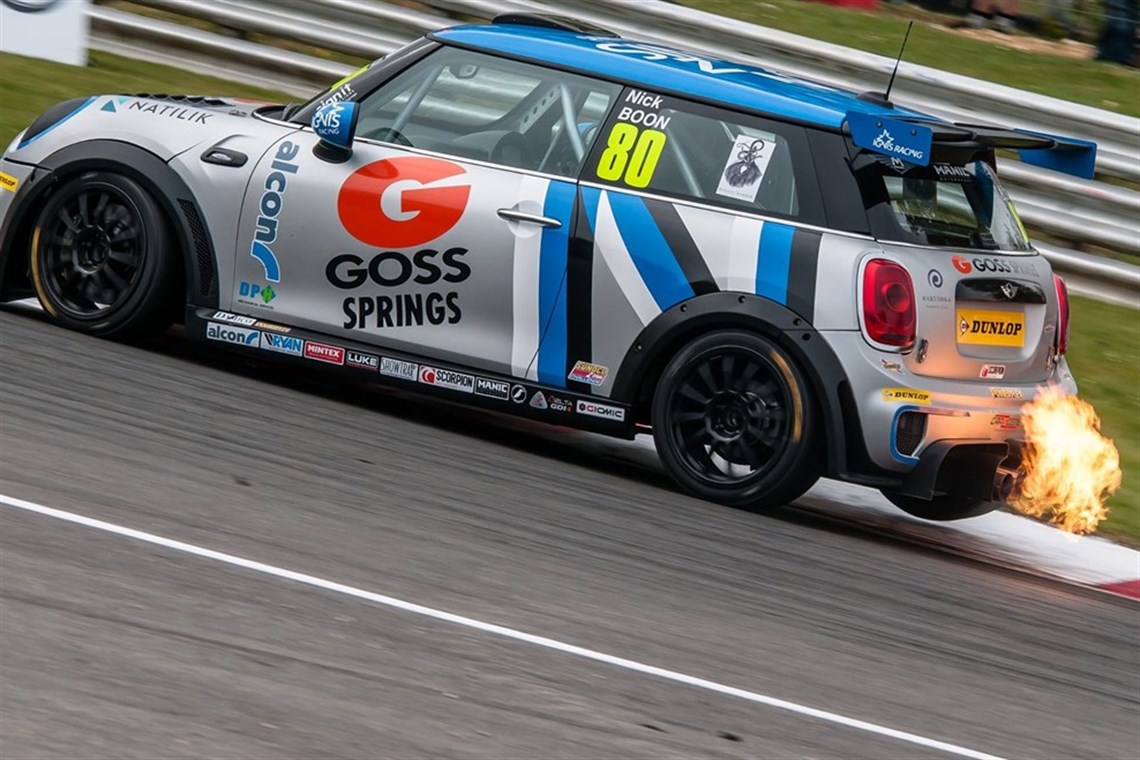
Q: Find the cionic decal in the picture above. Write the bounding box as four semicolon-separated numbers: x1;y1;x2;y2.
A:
881;387;932;405
346;350;379;371
206;323;259;346
338;157;470;248
260;332;304;356
568;361;609;386
418;366;474;393
979;364;1006;380
249;140;301;283
380;357;418;381
327;250;468;329
211;311;256;326
304;341;345;365
475;377;511;401
576;400;626;422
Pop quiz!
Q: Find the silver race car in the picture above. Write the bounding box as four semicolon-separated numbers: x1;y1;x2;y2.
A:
0;14;1094;520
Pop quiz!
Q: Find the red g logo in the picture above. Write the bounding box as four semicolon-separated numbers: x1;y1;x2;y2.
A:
338;157;470;248
952;255;972;274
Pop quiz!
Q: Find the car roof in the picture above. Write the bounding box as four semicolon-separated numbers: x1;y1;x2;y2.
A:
430;23;935;130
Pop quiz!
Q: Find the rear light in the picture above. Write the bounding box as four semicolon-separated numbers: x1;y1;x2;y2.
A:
862;259;916;348
1054;274;1070;355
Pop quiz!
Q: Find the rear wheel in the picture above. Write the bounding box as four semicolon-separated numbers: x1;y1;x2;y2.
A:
31;171;179;339
651;330;820;509
880;491;997;521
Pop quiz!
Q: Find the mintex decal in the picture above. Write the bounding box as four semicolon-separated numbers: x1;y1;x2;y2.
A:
576;400;626;422
568;361;608;386
716;135;777;203
304;341;345;365
418;366;474;393
881;387;932;405
249;140;300;283
338;157;469;248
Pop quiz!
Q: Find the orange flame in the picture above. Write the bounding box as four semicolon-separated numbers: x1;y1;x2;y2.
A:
1013;388;1122;533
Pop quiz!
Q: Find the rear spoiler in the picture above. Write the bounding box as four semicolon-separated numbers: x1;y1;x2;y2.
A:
845;112;1098;180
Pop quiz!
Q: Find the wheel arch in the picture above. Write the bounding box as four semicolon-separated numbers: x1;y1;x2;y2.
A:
611;292;864;481
0;140;219;309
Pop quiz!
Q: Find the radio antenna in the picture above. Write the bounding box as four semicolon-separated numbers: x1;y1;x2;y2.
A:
883;21;914;104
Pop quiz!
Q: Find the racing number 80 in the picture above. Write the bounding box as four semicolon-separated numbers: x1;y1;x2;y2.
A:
596;123;666;189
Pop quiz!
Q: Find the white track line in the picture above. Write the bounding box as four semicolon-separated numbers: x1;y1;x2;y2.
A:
0;493;1004;760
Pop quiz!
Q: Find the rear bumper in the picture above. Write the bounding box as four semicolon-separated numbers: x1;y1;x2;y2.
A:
892;439;1022;502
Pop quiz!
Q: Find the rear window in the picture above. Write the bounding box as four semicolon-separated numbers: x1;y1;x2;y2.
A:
585;89;824;225
859;159;1031;251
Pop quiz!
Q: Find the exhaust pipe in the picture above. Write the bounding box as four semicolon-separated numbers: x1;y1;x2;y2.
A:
993;464;1024;503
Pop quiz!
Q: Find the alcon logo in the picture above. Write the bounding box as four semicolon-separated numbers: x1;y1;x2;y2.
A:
250;140;301;283
338;157;470;248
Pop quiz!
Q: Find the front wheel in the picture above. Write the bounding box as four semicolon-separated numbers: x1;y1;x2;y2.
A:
651;330;820;509
880;491;997;521
30;171;179;339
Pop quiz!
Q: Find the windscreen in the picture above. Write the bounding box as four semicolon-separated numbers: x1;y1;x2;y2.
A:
859;159;1031;252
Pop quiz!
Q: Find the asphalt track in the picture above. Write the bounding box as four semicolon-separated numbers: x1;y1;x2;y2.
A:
1;306;1137;760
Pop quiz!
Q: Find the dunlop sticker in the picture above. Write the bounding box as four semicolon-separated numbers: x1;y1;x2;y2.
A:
881;387;932;405
957;308;1025;347
0;172;18;193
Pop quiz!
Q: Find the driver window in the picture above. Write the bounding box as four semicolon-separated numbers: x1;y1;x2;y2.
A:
355;47;620;178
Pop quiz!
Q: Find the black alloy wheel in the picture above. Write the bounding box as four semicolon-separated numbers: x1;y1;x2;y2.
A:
31;172;179;338
652;330;820;509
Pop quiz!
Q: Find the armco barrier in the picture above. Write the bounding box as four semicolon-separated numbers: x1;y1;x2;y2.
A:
86;0;1138;305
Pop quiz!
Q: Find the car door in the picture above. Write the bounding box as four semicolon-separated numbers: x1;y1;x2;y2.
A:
231;47;619;381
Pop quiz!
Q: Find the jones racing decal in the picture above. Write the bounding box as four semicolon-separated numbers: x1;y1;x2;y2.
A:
248;140;300;283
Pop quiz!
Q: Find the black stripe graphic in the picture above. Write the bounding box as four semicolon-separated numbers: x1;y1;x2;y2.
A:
786;228;822;323
642;198;719;296
565;187;595;392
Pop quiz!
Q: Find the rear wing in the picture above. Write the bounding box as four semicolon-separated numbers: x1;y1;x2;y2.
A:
845;112;1098;180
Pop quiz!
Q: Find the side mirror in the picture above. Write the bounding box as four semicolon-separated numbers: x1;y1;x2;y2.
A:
312;100;359;163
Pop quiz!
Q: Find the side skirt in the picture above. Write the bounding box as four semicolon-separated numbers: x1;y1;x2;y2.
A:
188;307;637;440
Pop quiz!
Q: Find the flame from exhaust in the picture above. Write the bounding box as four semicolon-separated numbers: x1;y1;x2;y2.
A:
1013;388;1122;534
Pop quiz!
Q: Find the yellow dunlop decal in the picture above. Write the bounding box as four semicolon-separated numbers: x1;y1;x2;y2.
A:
956;308;1025;347
881;387;932;405
0;172;18;192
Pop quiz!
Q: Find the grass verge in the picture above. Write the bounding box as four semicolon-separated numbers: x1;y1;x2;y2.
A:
1;48;1137;539
679;0;1140;117
1065;296;1140;542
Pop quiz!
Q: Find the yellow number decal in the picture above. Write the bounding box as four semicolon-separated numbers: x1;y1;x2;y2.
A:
596;123;667;187
625;129;666;188
596;123;639;181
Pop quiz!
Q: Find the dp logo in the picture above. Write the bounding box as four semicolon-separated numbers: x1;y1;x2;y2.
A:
338;157;470;249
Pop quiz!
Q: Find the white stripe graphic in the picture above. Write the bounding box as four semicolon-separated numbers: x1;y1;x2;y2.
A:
674;204;734;290
727;216;763;293
510;175;550;380
0;493;1005;760
593;191;661;326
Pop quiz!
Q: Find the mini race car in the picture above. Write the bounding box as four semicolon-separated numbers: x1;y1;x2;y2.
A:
0;13;1095;519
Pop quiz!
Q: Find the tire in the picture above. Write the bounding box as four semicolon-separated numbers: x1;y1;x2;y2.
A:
651;330;821;509
30;171;179;339
880;491;997;521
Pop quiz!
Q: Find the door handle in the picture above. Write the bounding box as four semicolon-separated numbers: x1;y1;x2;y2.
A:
497;208;562;229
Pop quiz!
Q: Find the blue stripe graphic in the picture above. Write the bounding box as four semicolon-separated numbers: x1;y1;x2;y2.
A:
579;185;601;233
536;181;575;387
607;191;694;311
756;222;794;304
18;97;96;149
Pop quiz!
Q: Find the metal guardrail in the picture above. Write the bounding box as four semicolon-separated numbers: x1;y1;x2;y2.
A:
86;0;1138;305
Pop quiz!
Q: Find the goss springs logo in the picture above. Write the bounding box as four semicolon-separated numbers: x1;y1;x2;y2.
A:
249;140;301;283
331;157;472;331
872;129;926;163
